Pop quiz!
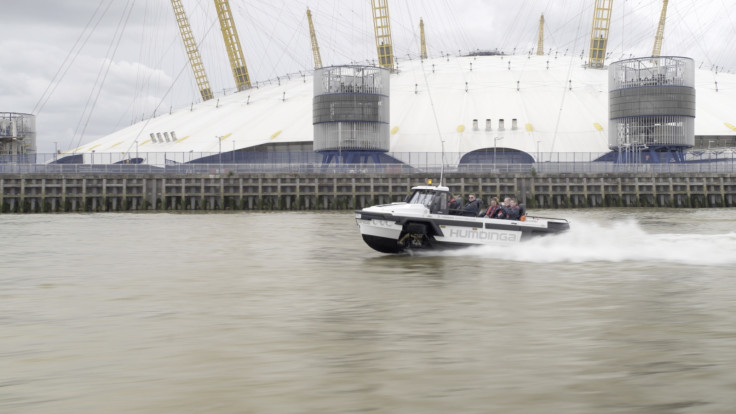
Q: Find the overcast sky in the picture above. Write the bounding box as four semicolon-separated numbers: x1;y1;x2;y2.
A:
1;0;734;153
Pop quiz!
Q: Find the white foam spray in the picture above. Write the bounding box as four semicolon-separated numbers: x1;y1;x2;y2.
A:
426;219;736;266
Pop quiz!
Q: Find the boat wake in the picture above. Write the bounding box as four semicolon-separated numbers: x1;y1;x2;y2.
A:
416;219;736;266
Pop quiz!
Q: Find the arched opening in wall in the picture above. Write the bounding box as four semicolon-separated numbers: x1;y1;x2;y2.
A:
113;157;145;165
459;148;534;164
317;151;408;165
188;141;411;166
189;141;318;164
51;154;84;164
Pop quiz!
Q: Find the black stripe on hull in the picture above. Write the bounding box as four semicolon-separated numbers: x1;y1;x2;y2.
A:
362;235;403;254
361;234;516;254
357;210;569;236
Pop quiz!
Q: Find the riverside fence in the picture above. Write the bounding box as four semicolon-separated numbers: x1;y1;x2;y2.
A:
2;162;736;175
2;150;736;172
1;171;735;213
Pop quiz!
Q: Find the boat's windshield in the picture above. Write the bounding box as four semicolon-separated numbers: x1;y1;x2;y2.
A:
407;190;435;208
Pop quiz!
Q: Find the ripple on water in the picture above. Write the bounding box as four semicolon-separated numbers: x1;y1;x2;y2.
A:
1;210;736;413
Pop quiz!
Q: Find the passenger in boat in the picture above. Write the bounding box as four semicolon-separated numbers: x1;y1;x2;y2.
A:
483;197;501;218
504;198;522;221
448;195;463;215
462;194;481;216
495;197;511;219
496;197;517;220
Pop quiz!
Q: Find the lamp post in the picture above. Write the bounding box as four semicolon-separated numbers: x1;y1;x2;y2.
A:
536;140;542;163
494;136;504;166
440;139;446;183
215;136;222;164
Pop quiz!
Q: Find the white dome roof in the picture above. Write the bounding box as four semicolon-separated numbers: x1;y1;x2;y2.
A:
68;54;736;163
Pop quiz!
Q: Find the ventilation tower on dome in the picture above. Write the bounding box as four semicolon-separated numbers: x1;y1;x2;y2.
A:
608;56;695;163
0;112;36;159
312;66;390;164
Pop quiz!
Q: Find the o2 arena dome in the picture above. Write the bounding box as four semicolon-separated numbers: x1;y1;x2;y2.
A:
56;1;736;166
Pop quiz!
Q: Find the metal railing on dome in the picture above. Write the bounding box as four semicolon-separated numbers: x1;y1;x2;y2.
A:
0;151;735;174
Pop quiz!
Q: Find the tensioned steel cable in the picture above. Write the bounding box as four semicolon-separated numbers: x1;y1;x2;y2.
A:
72;0;137;152
31;0;110;116
549;0;587;153
405;3;446;184
119;12;222;159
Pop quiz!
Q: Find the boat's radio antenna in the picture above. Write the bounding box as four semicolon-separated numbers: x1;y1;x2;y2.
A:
439;137;445;186
419;58;445;186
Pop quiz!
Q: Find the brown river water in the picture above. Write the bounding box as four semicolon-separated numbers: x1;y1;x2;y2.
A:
2;209;736;413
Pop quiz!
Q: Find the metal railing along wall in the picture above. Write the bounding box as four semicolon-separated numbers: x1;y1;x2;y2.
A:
1;151;735;174
1;162;735;175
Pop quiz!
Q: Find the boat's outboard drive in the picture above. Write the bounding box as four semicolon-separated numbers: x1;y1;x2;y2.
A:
399;222;431;249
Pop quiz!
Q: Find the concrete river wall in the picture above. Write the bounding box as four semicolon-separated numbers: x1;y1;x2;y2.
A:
1;172;735;213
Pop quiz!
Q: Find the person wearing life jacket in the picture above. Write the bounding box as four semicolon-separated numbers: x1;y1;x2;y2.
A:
484;197;501;218
495;197;512;219
504;198;521;220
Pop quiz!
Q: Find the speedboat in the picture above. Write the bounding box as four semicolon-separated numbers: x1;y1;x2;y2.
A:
355;184;570;253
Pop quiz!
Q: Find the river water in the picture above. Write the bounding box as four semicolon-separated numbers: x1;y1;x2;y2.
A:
2;209;736;413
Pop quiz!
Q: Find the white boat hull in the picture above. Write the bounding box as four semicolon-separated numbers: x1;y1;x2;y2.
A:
355;204;569;253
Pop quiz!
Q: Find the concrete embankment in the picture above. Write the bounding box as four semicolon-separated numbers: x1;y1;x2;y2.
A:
1;172;735;213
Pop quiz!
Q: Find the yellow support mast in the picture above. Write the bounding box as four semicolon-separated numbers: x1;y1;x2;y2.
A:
170;0;213;101
214;0;251;90
307;8;322;69
419;18;427;60
371;0;394;71
588;0;613;68
652;0;669;57
536;14;544;56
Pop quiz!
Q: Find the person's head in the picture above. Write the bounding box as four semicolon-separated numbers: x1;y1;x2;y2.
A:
503;197;511;206
510;198;517;206
490;197;498;206
468;194;476;202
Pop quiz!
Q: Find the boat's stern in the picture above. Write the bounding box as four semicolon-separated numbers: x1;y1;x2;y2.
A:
543;217;571;233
